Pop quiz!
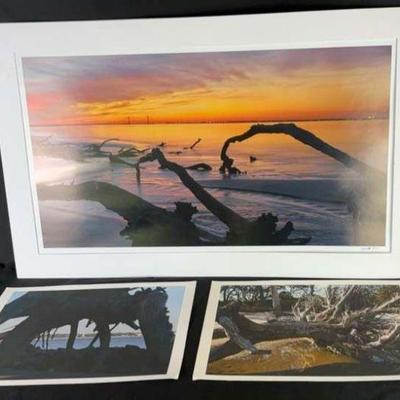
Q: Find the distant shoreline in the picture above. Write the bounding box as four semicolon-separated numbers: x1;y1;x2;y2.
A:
49;333;142;339
31;117;389;128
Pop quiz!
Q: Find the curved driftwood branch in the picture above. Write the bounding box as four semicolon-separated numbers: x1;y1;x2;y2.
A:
82;138;120;158
117;145;150;158
97;138;119;150
117;146;139;157
219;123;383;177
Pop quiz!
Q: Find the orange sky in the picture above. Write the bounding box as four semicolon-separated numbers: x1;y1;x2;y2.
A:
22;46;392;126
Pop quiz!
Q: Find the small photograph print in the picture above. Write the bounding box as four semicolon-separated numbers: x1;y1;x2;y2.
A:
0;282;195;385
20;44;393;250
195;281;400;381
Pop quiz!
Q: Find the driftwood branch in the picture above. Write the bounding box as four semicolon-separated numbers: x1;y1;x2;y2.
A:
219;123;383;177
184;138;202;150
185;163;212;171
84;138;120;155
117;145;150;158
135;148;309;245
328;285;357;321
97;138;119;150
367;323;400;348
136;148;248;232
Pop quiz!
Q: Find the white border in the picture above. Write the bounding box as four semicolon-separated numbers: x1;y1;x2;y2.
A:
0;281;196;386
194;279;400;382
0;8;400;277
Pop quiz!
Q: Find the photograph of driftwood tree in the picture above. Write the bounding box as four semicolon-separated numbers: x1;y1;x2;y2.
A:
205;283;400;377
21;45;392;248
0;285;185;381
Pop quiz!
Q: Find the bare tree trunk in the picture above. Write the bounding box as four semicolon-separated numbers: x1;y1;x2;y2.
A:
137;289;174;359
218;315;258;353
137;148;249;233
210;315;343;362
66;321;78;350
96;321;111;349
271;287;281;316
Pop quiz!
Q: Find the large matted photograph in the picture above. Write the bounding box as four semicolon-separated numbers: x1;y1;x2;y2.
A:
1;11;400;278
0;282;195;385
20;44;393;250
194;280;400;381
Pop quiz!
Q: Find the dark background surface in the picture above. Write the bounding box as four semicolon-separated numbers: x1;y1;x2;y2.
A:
1;0;400;398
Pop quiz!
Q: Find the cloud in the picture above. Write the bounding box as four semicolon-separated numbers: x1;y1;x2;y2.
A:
22;52;251;104
21;45;392;124
23;46;390;101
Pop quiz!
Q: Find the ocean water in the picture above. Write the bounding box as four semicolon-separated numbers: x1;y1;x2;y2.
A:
31;120;389;247
33;335;146;350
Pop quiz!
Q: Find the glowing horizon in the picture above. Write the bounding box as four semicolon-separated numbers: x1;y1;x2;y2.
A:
22;46;392;127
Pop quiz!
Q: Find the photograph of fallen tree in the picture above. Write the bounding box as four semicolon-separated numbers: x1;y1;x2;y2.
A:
205;282;400;378
0;285;185;382
21;44;392;248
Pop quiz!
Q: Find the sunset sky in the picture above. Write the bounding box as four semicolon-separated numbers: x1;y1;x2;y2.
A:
22;46;392;126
